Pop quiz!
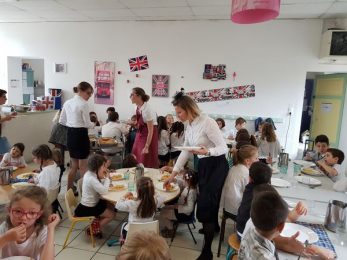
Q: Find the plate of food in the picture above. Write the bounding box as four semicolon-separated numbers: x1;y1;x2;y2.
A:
12;182;35;189
281;223;319;244
110;173;124;181
16;172;38;180
99;137;117;145
173;146;202;151
293;160;316;168
295;176;322;186
155;182;179;192
271;178;291;188
109;183;127;192
301;167;324;176
158;172;171;182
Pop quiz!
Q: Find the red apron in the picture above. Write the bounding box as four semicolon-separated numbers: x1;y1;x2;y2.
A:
132;107;158;168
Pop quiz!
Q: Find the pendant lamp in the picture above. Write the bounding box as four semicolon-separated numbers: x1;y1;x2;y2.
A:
231;0;280;24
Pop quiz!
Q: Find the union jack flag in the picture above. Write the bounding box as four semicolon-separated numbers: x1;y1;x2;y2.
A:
128;55;149;72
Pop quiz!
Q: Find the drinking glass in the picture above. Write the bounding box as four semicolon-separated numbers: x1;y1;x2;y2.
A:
279;165;288;178
128;181;135;192
293;164;302;175
124;170;130;180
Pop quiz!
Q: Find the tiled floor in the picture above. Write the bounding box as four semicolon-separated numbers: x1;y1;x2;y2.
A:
54;167;232;260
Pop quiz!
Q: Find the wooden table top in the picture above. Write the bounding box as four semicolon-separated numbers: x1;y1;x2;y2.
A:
0;167;35;205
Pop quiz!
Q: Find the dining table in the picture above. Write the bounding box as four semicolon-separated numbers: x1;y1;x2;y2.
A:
101;167;180;204
0;167;35;206
272;160;347;259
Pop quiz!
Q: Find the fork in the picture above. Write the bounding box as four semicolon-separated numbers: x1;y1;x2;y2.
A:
297;240;309;260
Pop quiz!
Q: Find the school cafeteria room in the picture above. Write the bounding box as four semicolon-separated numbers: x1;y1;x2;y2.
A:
1;0;347;259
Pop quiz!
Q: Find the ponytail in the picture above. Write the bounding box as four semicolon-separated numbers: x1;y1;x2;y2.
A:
233;145;258;165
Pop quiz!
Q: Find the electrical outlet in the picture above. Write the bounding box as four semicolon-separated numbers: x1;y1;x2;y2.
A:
288;106;294;115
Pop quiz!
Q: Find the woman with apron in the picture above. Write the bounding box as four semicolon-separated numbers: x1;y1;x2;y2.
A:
130;87;158;168
164;92;229;260
59;82;94;191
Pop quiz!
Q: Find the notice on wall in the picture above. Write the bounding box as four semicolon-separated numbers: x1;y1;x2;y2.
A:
320;103;332;113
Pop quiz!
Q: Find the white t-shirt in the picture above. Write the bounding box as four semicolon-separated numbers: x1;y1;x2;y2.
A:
0;153;26;167
34;162;60;191
158;129;170;156
116;195;165;231
101;121;128;141
220;164;249;215
331;164;343;182
0;222;47;260
137;102;157;125
81;171;110;207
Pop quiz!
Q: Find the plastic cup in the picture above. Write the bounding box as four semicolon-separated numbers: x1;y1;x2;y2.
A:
293;164;302;174
279;165;288;174
124;171;130;180
128;181;135;192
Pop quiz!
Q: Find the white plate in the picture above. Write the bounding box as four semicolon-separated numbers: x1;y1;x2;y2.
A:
301;167;325;177
295;176;322;186
281;223;319;244
16;172;38;180
110;172;124;181
155;182;179;192
293;160;316;168
173;146;202;151
271;178;291;188
11;182;35;189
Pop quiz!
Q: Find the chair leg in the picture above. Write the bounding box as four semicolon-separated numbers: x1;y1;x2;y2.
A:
218;215;227;257
170;222;179;247
192;223;196;229
63;221;76;248
187;224;197;244
89;223;95;247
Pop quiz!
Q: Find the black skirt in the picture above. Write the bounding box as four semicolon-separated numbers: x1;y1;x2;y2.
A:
67;127;90;159
196;154;228;223
74;199;107;217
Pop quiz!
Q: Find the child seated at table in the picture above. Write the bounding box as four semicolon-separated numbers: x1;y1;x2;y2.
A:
0;186;60;260
239;190;289;260
116;231;171;260
74;154;115;237
316;148;345;182
304;134;329;162
0;143;26;168
29;144;60;191
122;154;138;168
115;176;165;242
220;145;259;218
159;169;197;237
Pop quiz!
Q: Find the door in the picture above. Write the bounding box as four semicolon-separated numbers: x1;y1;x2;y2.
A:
310;74;347;147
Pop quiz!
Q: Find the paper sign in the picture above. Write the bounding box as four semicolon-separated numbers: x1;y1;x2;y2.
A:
320;103;332;113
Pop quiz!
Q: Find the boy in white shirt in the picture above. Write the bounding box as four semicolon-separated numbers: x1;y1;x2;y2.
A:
316;148;344;182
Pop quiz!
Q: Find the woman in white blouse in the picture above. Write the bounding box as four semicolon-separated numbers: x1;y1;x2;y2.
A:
165;92;229;260
130;87;158;168
59;82;94;191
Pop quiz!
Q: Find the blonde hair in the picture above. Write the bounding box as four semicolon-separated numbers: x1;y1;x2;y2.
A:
172;94;200;120
7;186;51;235
117;231;171;260
233;144;258;165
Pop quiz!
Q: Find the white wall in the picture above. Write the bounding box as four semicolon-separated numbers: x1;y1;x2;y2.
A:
1;19;347;167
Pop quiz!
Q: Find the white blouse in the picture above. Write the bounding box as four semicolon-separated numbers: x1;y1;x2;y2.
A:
173;114;228;172
137;102;158;125
158;129;170;155
81;171;110;207
59;95;94;128
102;122;129;141
34;162;60;191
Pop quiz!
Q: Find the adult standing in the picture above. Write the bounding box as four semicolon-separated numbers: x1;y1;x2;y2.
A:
59;82;94;191
0;89;16;156
130;87;158;168
165;92;229;260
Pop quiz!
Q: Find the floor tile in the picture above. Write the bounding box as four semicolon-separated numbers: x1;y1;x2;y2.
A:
55;226;82;246
92;253;117;260
97;235;121;256
59;218;90;230
169;246;200;260
55;247;95;260
55;244;63;256
68;230;111;252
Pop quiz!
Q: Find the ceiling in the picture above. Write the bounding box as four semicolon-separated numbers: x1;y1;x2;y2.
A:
0;0;346;23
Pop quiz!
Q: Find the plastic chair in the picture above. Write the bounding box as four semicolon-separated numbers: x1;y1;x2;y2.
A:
218;209;237;257
170;207;197;246
125;220;159;242
226;233;240;260
63;188;95;248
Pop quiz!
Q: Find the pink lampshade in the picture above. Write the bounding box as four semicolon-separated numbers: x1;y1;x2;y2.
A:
231;0;280;24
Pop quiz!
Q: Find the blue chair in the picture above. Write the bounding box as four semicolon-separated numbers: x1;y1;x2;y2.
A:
170;206;197;246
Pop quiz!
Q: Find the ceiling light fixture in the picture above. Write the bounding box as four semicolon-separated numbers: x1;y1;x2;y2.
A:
231;0;280;24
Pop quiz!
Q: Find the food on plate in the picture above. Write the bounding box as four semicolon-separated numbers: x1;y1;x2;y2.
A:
111;174;123;181
160;174;171;182
109;184;125;191
17;172;36;180
124;193;135;200
164;183;175;191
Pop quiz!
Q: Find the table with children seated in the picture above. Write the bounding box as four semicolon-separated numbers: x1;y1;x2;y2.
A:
0;167;35;205
101;168;180;204
272;161;347;259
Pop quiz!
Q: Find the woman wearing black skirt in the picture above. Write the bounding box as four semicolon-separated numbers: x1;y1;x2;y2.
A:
59;82;94;191
165;92;229;260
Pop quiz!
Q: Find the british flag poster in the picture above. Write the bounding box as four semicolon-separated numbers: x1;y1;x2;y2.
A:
152;75;169;97
185;85;255;103
128;55;149;72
